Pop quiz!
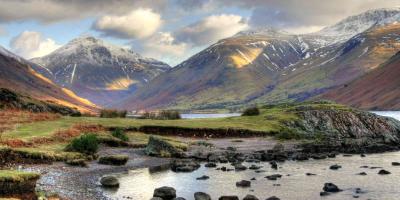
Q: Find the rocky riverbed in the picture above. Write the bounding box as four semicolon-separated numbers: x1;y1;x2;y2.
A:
20;135;400;200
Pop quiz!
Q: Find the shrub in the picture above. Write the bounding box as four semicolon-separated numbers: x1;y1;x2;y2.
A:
111;128;129;142
242;107;260;116
158;110;181;120
100;109;127;118
65;134;99;155
275;127;304;140
141;110;181;120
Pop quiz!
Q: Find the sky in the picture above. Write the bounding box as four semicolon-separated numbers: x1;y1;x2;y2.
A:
0;0;399;66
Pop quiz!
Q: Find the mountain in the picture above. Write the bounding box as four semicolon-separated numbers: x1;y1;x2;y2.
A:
0;46;97;113
31;36;170;106
321;51;400;110
118;8;400;111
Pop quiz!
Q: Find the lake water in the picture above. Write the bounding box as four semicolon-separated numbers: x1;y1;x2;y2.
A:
104;152;400;200
371;111;400;121
181;113;241;119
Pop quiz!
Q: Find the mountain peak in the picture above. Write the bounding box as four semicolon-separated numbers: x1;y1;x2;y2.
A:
317;8;400;37
234;27;289;37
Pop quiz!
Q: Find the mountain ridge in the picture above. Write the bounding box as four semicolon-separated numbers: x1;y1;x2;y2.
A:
30;36;171;106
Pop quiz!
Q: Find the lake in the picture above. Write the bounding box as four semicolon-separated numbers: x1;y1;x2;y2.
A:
371;111;400;121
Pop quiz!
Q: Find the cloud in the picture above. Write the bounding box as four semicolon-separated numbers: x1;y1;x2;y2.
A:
136;32;188;66
0;0;167;23
175;14;248;46
10;31;61;59
93;8;162;39
214;0;400;33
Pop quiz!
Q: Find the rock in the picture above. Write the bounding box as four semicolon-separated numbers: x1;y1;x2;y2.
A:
146;136;183;158
153;186;176;200
343;154;353;157
312;154;327;160
272;143;284;152
265;174;282;180
306;173;316;176
236;180;251;187
323;183;341;192
100;176;119;187
194;192;211;200
320;191;330;196
234;163;247;171
171;159;200;172
249;165;262;170
378;169;391;175
98;155;129;166
265;196;280;200
357;172;367;176
65;159;88;167
243;194;259;200
270;161;278;170
196;175;210;180
250;177;256;180
255;170;266;173
227;146;237;151
294;153;309;161
173;198;186;200
219;196;239;200
392;162;400;166
329;164;342;170
205;163;217;168
327;153;337;158
360;154;366;157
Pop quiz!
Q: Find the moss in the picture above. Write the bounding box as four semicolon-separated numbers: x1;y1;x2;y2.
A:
0;170;40;183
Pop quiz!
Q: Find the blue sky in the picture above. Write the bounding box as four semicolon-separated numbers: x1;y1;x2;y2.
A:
0;0;398;66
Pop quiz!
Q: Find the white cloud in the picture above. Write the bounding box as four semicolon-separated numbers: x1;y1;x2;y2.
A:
0;0;167;23
175;14;249;46
93;8;162;39
10;31;61;59
138;32;188;66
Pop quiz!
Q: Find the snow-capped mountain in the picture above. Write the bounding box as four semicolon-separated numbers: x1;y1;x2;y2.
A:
31;36;171;106
117;8;400;111
317;8;400;41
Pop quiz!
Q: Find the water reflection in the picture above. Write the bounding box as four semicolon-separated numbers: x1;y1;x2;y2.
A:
104;152;400;200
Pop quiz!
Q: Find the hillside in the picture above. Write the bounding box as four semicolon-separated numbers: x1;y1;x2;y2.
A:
118;8;400;111
30;36;170;106
322;51;400;110
0;46;97;113
0;88;80;115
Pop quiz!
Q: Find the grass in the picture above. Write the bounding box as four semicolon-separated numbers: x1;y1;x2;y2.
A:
0;101;349;160
0;170;40;183
127;132;188;151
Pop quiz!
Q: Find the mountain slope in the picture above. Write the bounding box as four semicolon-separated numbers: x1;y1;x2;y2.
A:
118;8;400;111
0;46;97;113
322;51;400;110
254;22;400;104
31;36;170;106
